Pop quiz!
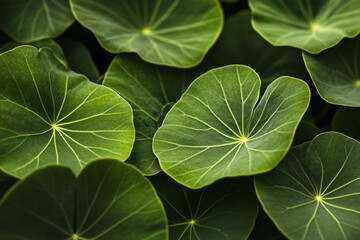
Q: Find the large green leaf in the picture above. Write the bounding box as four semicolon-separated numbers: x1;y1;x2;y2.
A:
103;54;206;175
0;0;75;43
303;36;360;106
153;65;310;188
0;159;168;240
70;0;223;68
0;46;135;178
255;132;360;239
208;10;306;84
151;173;258;240
332;107;360;140
249;0;360;53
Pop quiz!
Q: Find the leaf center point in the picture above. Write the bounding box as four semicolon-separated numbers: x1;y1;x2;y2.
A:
310;22;321;32
355;79;360;87
71;233;79;240
315;194;322;201
189;219;196;225
51;123;59;130
141;27;153;36
239;136;249;143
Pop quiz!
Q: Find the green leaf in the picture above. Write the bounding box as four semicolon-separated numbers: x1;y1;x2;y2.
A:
151;173;258;240
255;132;360;239
0;46;135;178
103;54;206;175
153;65;310;188
303;36;360;106
332;107;360;140
0;0;75;43
0;159;168;240
293;113;322;145
57;38;100;82
208;10;306;84
70;0;223;68
0;40;69;67
249;0;360;53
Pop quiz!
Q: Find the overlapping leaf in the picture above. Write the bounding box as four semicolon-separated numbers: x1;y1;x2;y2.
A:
0;160;168;240
303;36;360;106
152;173;258;240
153;65;310;188
332;107;360;140
0;46;135;178
103;54;205;175
250;0;360;53
255;132;360;239
208;10;306;84
70;0;223;68
0;0;75;42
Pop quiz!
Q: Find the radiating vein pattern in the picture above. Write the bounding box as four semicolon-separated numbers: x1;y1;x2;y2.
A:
0;0;75;42
152;174;258;240
0;46;135;178
250;0;360;53
153;65;310;189
0;160;167;240
70;0;223;67
255;132;360;239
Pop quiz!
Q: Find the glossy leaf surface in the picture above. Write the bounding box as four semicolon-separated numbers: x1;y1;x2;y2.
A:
152;173;258;240
0;160;167;240
255;132;360;239
153;65;310;188
0;0;75;42
250;0;360;53
70;0;223;68
303;36;360;106
0;46;135;178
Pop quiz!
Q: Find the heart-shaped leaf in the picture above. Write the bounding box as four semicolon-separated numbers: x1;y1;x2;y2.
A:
153;65;310;188
70;0;223;68
151;173;258;240
0;46;135;178
255;132;360;239
208;10;306;84
249;0;360;53
303;36;360;106
0;0;75;43
0;159;167;240
103;54;206;175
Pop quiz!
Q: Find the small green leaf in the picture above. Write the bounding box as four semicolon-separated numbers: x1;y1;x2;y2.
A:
70;0;223;68
0;46;135;178
249;0;360;53
151;173;258;240
208;10;306;84
303;36;360;106
0;0;75;42
103;54;205;175
153;65;310;188
0;160;168;240
255;132;360;239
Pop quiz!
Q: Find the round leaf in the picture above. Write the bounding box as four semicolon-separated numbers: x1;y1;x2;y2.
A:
103;54;205;175
208;10;306;84
255;132;360;239
151;173;258;240
0;0;75;43
0;46;135;178
303;36;360;106
0;160;168;240
153;65;310;188
249;0;360;53
70;0;223;68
